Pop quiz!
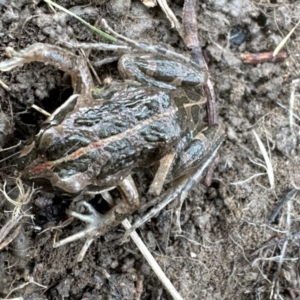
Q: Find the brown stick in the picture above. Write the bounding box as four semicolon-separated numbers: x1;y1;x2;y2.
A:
240;51;287;64
182;0;219;185
182;0;217;124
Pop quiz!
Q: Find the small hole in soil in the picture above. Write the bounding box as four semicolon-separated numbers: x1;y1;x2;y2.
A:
41;86;73;113
218;33;227;43
210;181;220;190
19;112;38;125
253;13;267;27
14;86;73;139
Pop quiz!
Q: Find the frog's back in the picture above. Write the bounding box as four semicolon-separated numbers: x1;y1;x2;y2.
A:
21;84;188;195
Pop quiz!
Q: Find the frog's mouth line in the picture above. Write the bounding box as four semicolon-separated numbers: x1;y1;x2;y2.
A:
30;107;178;175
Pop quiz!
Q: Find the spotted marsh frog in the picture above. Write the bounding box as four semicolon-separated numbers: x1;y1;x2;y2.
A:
0;43;224;247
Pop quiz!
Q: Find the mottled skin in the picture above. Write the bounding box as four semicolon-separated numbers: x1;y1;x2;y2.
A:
13;44;218;196
0;42;224;245
20;85;182;194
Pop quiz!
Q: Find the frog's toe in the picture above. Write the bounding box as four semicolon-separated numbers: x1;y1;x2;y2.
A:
53;202;105;261
53;201;103;250
67;201;103;226
0;55;27;71
0;44;44;71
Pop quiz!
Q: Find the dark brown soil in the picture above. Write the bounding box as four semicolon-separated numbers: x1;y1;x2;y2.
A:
1;1;300;299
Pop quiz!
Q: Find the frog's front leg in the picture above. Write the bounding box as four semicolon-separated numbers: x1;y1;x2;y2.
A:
53;176;139;260
0;43;93;95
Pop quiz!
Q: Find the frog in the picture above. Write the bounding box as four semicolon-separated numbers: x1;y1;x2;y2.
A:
0;42;225;254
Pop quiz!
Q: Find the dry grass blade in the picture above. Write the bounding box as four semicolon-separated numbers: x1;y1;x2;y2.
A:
230;173;266;186
0;179;34;250
273;19;300;56
43;0;116;42
0;78;10;91
0;178;34;218
141;0;182;35
102;187;183;299
289;79;300;134
5;275;47;298
157;0;182;35
122;219;183;300
252;130;274;189
31;104;51;117
270;194;293;298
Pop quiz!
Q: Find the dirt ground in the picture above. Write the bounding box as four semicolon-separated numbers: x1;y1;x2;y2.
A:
0;0;300;299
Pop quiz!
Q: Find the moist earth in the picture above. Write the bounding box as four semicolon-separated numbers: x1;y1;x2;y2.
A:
0;0;300;299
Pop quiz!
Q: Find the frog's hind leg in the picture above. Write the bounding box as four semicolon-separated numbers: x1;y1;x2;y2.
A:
123;125;225;238
166;124;224;182
165;124;224;232
118;54;176;90
0;43;93;95
53;176;140;262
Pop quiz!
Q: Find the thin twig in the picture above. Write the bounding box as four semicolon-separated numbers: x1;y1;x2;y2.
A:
0;78;10;91
289;79;300;134
182;0;217;124
122;219;183;300
106;192;183;300
182;0;220;186
271;196;293;298
277;101;300;123
240;52;287;64
80;49;102;86
269;189;297;224
5;276;47;298
31;104;51;117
